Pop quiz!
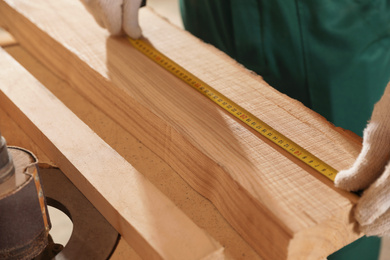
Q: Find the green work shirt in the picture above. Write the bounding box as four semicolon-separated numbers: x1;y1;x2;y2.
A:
180;0;390;136
180;0;390;259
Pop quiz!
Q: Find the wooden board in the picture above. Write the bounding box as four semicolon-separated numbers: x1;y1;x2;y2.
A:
0;48;223;260
0;1;363;259
1;43;261;260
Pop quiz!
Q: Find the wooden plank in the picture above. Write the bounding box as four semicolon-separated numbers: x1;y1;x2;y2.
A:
1;43;261;260
0;48;223;260
0;1;362;258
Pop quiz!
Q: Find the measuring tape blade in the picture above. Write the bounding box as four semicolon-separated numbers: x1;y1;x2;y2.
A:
128;38;338;181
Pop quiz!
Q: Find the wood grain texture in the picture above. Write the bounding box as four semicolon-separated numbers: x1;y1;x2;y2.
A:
0;1;363;258
0;48;223;260
1;43;261;260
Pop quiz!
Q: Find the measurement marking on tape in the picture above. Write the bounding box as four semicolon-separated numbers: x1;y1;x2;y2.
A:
129;38;338;181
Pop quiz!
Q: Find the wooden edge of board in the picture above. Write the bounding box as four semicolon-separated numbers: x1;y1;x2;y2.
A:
0;48;224;260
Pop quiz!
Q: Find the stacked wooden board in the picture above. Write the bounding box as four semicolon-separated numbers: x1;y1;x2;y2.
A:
0;45;225;260
1;41;269;259
0;0;363;259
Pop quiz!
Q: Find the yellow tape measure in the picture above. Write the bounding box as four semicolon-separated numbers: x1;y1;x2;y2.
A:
129;38;338;181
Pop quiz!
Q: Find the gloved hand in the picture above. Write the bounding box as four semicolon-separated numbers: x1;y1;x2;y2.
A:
335;82;390;236
80;0;144;38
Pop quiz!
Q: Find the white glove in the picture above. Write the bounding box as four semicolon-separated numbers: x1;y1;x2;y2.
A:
335;81;390;236
80;0;143;38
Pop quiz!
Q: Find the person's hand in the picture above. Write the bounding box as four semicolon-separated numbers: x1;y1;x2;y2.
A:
80;0;144;38
335;82;390;236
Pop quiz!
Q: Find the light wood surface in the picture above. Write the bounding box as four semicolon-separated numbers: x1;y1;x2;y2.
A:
0;48;223;260
0;1;363;259
1;43;262;260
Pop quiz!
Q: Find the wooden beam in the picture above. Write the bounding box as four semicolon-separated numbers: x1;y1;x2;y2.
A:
1;44;261;259
0;48;223;260
0;1;362;258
